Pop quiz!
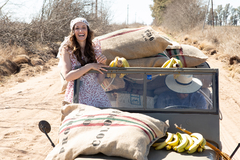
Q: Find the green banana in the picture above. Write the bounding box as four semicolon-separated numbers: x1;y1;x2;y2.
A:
155;132;174;150
200;138;206;150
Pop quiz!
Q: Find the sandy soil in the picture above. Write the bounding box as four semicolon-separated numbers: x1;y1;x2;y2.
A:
0;54;240;160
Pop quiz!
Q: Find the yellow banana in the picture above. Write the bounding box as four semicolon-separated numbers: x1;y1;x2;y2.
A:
187;137;199;154
177;148;185;153
187;133;204;154
184;134;194;150
177;59;183;68
120;57;130;67
165;145;172;150
108;57;119;78
197;146;203;153
187;132;204;154
109;59;116;67
118;57;130;78
173;132;188;152
162;58;182;68
152;142;162;147
108;57;129;78
191;133;204;145
166;58;175;68
161;59;171;68
155;132;174;150
167;133;179;147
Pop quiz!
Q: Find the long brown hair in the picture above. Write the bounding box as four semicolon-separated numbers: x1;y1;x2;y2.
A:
68;26;97;66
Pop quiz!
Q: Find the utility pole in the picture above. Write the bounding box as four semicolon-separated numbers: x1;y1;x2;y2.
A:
211;0;214;27
127;4;129;25
202;0;210;32
95;0;98;18
91;1;94;16
135;12;136;23
101;0;102;19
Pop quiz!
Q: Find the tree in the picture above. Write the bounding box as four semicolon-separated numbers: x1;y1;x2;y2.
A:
0;0;10;16
237;6;240;24
160;0;206;32
33;0;112;42
223;3;231;25
230;7;238;26
150;0;171;25
0;0;10;11
214;5;223;26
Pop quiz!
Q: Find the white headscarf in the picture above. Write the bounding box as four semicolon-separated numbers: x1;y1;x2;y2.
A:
70;17;89;30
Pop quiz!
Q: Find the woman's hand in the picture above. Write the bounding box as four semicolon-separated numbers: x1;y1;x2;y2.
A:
96;54;107;65
88;63;108;74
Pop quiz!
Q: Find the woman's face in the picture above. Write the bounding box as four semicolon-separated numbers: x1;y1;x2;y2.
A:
74;22;88;42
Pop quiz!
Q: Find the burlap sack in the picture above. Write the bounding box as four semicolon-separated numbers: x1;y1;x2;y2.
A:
45;103;169;160
165;44;208;67
127;53;170;67
94;27;172;65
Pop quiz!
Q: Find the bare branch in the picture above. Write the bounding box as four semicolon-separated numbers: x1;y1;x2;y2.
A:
0;0;10;10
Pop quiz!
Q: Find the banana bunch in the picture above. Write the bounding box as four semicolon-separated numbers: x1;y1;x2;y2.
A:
153;132;206;154
108;56;130;78
161;57;183;68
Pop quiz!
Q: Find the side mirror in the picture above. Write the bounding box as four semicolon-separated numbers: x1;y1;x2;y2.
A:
38;120;55;147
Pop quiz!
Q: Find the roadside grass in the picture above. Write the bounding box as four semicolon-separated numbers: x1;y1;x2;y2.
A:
159;25;240;77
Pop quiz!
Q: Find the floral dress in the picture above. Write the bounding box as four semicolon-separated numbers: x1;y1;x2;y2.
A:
64;40;112;108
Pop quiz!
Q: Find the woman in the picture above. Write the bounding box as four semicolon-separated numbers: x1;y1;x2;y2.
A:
59;17;112;107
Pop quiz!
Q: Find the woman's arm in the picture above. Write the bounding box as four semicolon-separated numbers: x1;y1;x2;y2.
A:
96;54;108;84
94;39;108;84
61;48;107;82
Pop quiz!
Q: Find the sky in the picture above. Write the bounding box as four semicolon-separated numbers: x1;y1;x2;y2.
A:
1;0;240;24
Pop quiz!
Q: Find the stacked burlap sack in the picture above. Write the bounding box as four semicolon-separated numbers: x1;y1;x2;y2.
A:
98;26;209;93
45;102;169;160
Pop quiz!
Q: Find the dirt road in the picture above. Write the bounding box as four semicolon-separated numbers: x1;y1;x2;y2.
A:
0;55;240;160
